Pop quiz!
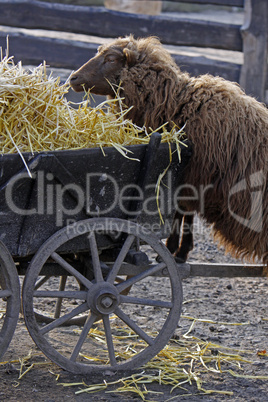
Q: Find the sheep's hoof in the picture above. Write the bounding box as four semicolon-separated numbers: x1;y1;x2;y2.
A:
174;255;187;264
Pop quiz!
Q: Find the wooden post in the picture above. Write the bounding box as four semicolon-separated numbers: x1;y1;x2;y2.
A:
104;0;162;15
240;0;268;102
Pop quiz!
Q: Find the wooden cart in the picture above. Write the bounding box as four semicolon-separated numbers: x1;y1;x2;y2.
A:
0;133;192;373
0;133;265;374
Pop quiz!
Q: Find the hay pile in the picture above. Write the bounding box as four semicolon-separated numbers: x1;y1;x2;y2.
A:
0;55;185;157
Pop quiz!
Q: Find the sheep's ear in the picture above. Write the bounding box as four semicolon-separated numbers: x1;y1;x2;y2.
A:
123;48;137;67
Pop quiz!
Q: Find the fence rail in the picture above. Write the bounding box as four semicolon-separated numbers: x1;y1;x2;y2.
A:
0;1;243;50
0;0;267;102
163;0;243;5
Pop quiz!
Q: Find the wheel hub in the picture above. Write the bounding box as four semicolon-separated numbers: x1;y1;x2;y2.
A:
87;283;119;315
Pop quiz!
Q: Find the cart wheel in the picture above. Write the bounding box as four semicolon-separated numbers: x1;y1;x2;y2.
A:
22;218;183;374
0;241;20;359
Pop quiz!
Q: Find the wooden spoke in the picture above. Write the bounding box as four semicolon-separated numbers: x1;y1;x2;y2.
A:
120;295;173;309
103;315;117;366
34;276;51;290
107;234;135;284
115;307;154;346
88;231;103;283
40;303;89;335
116;262;166;293
0;289;12;298
51;252;92;289
70;312;98;362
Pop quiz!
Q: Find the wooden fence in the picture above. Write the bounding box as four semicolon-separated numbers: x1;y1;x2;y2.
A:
0;0;267;102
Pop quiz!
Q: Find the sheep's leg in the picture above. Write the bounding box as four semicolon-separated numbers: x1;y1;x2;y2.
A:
166;211;194;263
166;210;183;254
174;214;194;263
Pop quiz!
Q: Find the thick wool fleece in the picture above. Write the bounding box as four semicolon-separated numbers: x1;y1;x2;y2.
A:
74;36;268;264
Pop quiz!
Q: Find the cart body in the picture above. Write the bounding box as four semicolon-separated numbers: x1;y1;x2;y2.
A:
0;139;190;258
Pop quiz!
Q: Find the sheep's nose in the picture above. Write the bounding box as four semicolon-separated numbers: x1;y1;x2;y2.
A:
70;75;78;83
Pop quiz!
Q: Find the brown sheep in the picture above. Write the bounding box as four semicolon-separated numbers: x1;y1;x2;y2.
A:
70;35;268;266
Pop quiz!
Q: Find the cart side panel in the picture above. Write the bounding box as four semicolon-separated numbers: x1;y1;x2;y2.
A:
0;142;191;257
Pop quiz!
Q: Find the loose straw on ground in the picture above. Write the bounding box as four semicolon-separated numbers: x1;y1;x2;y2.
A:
1;317;267;399
58;317;268;400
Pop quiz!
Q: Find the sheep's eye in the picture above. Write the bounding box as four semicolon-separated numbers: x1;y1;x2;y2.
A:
105;55;116;63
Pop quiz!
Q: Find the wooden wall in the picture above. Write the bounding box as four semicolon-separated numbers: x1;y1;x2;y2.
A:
0;0;267;101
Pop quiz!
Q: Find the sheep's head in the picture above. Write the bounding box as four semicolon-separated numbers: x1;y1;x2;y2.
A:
70;36;138;97
70;36;184;128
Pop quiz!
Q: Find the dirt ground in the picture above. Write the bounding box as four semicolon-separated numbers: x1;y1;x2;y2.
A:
0;5;268;402
0;215;267;402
